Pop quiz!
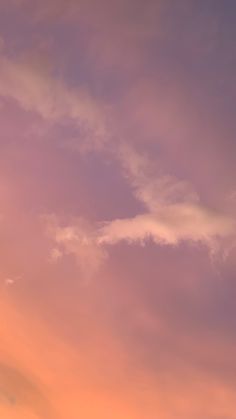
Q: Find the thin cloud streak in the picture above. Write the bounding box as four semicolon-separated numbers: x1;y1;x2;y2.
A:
0;51;109;148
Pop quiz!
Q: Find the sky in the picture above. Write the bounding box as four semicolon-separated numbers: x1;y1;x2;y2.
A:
0;1;236;418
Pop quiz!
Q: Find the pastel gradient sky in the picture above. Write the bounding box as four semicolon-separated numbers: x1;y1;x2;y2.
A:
0;1;236;418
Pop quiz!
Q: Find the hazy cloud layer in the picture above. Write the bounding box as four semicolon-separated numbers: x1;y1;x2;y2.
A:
0;1;236;418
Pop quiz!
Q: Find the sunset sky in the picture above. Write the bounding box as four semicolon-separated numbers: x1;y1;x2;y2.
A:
0;1;236;418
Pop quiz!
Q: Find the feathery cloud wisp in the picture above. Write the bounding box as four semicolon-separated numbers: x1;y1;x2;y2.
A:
0;52;109;148
45;146;235;273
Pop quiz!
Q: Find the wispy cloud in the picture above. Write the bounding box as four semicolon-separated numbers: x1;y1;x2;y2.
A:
0;51;109;148
44;146;235;273
0;2;236;417
98;204;234;249
44;215;107;277
101;145;235;251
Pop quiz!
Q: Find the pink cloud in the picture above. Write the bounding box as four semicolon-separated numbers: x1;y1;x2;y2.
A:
0;1;236;418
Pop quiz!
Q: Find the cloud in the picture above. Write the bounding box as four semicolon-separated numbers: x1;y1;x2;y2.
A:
44;215;107;277
44;146;235;273
0;51;109;148
117;143;199;210
97;144;235;253
50;247;63;263
1;9;234;273
98;203;234;250
4;275;22;286
0;0;166;77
